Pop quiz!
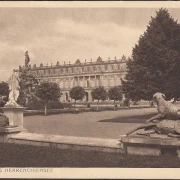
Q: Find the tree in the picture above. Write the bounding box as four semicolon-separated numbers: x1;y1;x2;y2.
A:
36;81;61;115
91;86;107;111
69;86;85;113
122;8;180;101
108;86;123;110
0;82;9;106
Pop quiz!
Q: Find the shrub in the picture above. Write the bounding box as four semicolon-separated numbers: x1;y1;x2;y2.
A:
47;101;64;109
26;100;44;110
26;99;64;110
62;103;72;108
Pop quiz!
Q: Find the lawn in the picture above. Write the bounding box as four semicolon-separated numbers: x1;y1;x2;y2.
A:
0;143;180;167
24;108;157;139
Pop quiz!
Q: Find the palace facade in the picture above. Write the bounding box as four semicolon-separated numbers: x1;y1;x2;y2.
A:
29;56;128;102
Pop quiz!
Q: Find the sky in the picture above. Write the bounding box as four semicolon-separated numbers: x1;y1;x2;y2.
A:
1;7;180;81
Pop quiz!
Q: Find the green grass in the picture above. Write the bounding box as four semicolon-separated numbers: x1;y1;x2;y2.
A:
0;143;180;167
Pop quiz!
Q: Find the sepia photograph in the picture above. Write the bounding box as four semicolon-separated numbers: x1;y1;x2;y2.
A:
0;1;180;179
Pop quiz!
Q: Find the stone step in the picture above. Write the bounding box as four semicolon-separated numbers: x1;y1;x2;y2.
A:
8;132;124;153
121;135;180;157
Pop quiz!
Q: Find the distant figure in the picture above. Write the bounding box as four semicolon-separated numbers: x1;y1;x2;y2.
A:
123;98;130;108
25;51;30;68
5;69;20;107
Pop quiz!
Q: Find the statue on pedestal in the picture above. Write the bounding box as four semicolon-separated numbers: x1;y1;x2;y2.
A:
5;69;20;107
24;51;30;69
126;92;180;137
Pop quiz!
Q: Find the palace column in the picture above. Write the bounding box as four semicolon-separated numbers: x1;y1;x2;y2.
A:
78;76;80;86
107;76;110;87
114;75;117;86
68;78;70;88
73;77;75;87
94;76;96;87
87;76;89;87
71;77;73;88
100;75;103;86
83;76;85;87
63;79;65;89
96;75;100;87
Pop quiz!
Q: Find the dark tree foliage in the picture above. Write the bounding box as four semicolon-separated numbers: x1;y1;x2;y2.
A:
91;86;107;111
69;86;85;113
122;8;180;101
17;91;26;107
108;86;123;110
0;82;9;97
36;81;61;114
0;82;9;106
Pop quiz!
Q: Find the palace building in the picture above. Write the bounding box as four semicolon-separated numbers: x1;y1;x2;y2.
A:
29;56;128;102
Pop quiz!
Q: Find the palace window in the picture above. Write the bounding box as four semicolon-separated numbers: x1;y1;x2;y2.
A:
51;69;53;75
87;67;90;72
111;65;114;70
87;80;90;87
90;66;93;72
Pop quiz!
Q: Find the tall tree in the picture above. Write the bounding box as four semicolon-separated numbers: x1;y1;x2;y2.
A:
36;81;61;115
108;86;123;110
69;86;85;113
122;8;180;101
91;86;107;111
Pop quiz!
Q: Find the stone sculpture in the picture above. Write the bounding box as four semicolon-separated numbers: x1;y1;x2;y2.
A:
24;51;30;69
126;92;180;137
5;69;20;107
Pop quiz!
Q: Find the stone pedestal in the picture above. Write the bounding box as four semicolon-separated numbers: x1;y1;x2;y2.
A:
2;107;27;132
120;135;180;157
2;107;25;127
126;144;161;156
0;126;23;143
